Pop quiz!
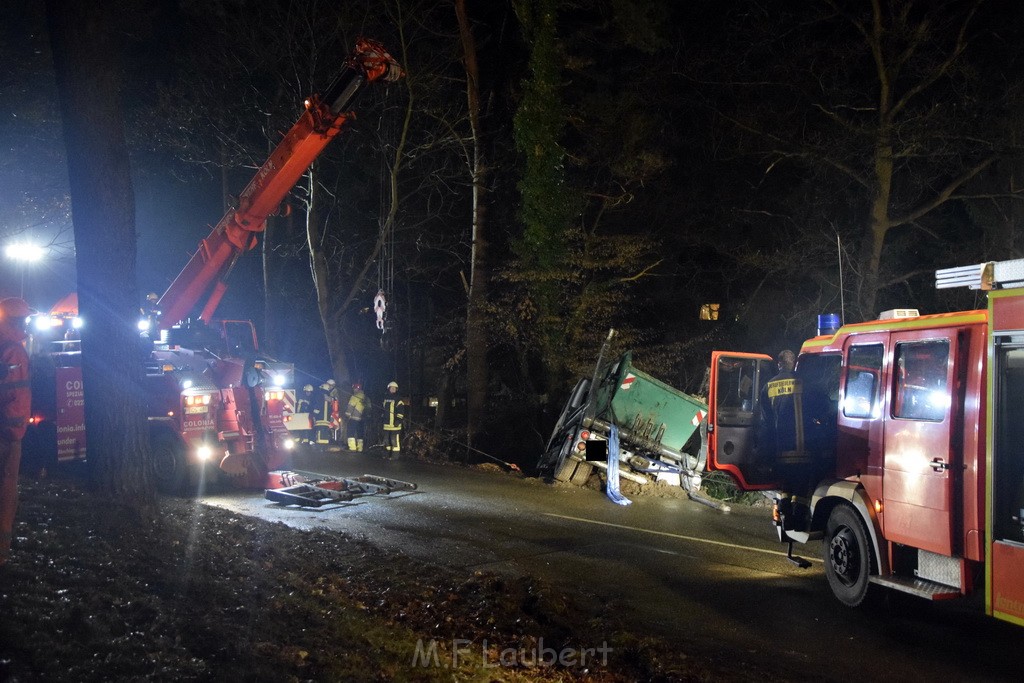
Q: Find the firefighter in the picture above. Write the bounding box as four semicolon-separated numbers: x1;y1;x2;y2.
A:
757;349;810;493
312;380;337;446
382;381;404;458
344;381;366;451
0;298;32;566
295;384;315;444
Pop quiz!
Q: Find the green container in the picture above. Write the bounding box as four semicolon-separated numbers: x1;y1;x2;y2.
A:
589;352;707;457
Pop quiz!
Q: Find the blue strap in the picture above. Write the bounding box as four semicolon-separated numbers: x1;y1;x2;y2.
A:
605;425;632;506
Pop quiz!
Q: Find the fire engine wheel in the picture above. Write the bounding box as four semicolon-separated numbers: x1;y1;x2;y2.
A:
152;433;188;495
823;504;874;607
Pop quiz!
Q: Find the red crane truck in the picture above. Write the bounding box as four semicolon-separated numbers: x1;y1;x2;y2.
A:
705;259;1024;627
25;39;402;493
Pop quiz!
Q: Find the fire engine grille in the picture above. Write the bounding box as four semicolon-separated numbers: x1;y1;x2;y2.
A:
915;549;961;589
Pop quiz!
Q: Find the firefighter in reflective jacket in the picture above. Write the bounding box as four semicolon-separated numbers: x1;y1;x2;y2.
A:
312;379;338;445
344;381;366;451
382;381;404;457
757;350;809;490
0;298;31;566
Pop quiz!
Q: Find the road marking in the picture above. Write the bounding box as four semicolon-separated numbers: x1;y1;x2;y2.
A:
542;513;823;564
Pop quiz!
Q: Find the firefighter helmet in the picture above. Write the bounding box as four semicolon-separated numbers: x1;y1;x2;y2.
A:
326;379;336;387
387;381;398;391
146;292;159;303
303;384;313;392
352;381;362;391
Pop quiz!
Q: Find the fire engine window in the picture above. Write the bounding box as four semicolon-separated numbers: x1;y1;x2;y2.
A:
893;340;950;421
994;345;1024;543
843;344;883;419
716;356;768;425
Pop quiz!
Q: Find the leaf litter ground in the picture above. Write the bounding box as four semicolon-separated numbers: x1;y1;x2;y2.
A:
0;467;788;682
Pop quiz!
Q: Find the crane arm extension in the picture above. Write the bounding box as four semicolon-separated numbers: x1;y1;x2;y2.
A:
157;38;402;330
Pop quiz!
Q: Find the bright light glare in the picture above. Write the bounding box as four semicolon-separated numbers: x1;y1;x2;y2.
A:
196;445;214;461
927;389;951;411
72;317;83;329
5;243;44;262
283;438;296;450
137;318;151;332
272;374;286;387
33;317;53;332
181;379;193;389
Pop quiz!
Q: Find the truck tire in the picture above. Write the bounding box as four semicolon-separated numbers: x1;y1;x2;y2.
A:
553;456;577;482
152;432;188;495
824;504;874;607
569;460;593;485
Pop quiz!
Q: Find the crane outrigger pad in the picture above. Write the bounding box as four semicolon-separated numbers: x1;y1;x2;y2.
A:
264;470;417;507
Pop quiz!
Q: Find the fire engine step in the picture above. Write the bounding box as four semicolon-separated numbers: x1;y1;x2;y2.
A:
869;574;962;600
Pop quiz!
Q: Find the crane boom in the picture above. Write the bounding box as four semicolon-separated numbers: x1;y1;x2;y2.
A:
157;38;402;330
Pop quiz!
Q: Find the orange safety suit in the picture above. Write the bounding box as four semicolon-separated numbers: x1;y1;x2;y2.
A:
0;298;32;565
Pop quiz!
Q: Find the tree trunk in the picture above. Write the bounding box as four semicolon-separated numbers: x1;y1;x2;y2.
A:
46;0;153;505
858;134;894;321
305;168;350;385
456;0;490;449
262;212;280;357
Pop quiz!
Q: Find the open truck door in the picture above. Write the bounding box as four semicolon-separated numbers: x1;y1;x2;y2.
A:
706;351;780;490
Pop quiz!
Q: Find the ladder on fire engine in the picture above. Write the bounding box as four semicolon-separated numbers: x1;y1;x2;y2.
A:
936;258;1024;290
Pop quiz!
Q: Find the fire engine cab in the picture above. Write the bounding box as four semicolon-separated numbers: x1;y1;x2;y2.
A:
706;259;1024;627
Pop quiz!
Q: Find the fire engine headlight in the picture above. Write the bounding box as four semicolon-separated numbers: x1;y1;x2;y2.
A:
72;316;83;329
196;444;214;461
283;438;296;451
137;318;151;332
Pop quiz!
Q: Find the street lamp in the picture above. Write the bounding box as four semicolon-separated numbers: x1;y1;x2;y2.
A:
5;242;45;298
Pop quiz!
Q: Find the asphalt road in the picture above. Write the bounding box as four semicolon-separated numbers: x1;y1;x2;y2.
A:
204;449;1021;682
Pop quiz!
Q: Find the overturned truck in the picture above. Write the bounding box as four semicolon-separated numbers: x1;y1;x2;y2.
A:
538;330;709;490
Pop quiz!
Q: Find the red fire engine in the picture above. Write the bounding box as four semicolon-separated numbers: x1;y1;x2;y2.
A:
706;259;1024;627
24;39;402;493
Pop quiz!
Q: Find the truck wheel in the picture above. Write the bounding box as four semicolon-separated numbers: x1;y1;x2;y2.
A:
824;504;874;607
152;432;188;495
553;456;577;482
569;460;593;485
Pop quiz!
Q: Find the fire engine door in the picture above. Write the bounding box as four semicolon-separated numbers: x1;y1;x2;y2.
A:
706;351;778;490
882;331;958;556
989;335;1024;625
837;334;887;481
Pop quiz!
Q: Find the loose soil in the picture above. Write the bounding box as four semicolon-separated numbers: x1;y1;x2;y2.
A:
0;465;784;682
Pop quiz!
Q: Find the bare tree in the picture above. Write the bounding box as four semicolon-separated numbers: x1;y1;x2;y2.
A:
701;0;1024;321
455;0;489;449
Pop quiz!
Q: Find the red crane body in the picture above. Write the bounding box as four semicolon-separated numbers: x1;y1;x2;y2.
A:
157;38;402;329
